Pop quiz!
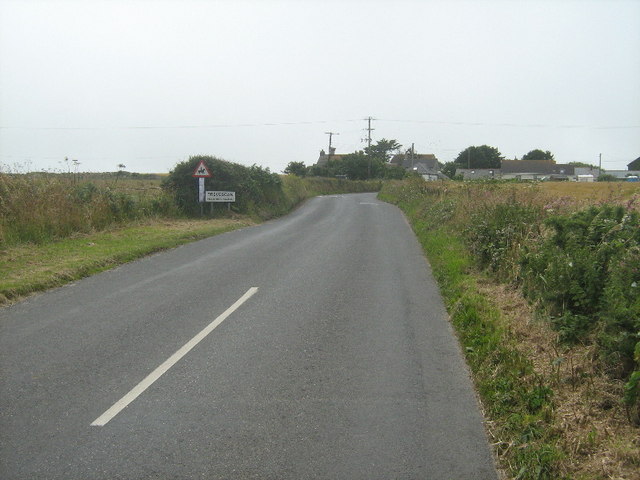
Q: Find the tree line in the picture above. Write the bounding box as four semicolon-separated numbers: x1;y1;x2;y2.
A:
284;139;409;180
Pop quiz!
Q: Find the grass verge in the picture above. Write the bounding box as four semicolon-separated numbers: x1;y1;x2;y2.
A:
0;218;253;305
379;186;563;479
380;180;640;479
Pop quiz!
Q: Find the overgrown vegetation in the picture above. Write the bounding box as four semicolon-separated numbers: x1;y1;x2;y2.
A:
380;178;640;479
0;156;381;249
0;159;381;303
0;171;178;246
284;138;409;180
162;156;381;219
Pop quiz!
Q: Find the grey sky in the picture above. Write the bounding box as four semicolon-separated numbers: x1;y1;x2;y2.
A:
1;0;639;174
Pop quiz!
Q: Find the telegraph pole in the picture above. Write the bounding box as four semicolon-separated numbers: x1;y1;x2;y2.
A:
599;153;602;175
325;131;339;153
411;143;415;169
364;116;375;150
363;116;375;178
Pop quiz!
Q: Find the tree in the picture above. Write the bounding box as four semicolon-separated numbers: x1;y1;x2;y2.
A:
522;149;555;161
568;161;598;169
597;174;618;182
340;151;385;180
384;164;408;180
441;161;458;179
454;145;503;169
365;138;402;162
284;161;307;177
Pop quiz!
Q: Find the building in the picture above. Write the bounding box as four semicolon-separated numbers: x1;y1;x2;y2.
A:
316;148;345;166
389;153;439;171
627;156;640;170
500;160;574;180
411;163;449;181
456;168;499;181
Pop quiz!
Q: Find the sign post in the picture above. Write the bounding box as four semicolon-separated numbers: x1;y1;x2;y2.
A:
192;160;213;215
206;191;236;212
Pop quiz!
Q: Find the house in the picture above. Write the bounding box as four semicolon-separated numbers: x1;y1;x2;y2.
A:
575;166;601;179
389;153;439;171
456;168;499;181
627;156;640;170
316;148;345;166
411;163;449;181
500;160;575;180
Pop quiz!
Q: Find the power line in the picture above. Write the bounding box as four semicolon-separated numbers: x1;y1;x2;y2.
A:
0;119;363;131
378;118;640;130
2;117;637;131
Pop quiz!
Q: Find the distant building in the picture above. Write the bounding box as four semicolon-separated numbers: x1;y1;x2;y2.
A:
316;148;346;166
574;166;601;179
389;153;439;171
457;168;499;181
500;160;574;180
627;156;640;170
410;163;449;181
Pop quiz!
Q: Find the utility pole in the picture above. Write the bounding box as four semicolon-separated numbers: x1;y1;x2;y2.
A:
364;116;375;150
411;143;415;169
599;153;602;175
324;131;339;153
363;116;375;178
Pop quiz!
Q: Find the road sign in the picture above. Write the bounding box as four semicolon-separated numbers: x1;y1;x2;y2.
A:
206;191;236;203
192;160;212;178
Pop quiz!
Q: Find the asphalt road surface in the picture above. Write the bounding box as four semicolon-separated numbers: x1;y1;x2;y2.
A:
1;193;498;479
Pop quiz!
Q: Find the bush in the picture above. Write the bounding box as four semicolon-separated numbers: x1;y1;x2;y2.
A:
162;156;287;218
520;205;640;374
465;202;543;279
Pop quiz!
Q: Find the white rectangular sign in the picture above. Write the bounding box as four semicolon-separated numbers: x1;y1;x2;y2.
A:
206;191;236;202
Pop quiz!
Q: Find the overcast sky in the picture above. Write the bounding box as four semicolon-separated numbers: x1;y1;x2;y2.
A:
1;0;639;174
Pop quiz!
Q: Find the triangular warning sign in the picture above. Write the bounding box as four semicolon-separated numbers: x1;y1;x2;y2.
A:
192;160;212;178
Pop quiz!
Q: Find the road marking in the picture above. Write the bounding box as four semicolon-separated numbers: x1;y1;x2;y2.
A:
90;287;259;427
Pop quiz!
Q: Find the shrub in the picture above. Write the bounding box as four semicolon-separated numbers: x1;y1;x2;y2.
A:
520;205;640;374
465;202;543;280
162;156;287;218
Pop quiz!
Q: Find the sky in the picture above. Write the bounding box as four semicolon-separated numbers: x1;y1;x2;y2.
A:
1;0;639;174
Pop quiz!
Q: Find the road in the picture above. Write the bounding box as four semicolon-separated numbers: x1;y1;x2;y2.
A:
0;193;497;479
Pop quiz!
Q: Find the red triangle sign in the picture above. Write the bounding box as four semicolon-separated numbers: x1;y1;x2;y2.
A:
192;160;212;178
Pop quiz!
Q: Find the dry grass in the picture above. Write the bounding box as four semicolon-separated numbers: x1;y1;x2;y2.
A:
537;182;640;204
0;217;254;305
477;279;640;479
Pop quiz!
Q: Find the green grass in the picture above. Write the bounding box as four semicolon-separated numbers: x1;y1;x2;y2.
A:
0;218;252;305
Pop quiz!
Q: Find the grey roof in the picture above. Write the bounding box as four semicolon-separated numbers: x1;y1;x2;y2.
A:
390;153;439;170
316;151;346;166
628;157;640;170
500;160;574;175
